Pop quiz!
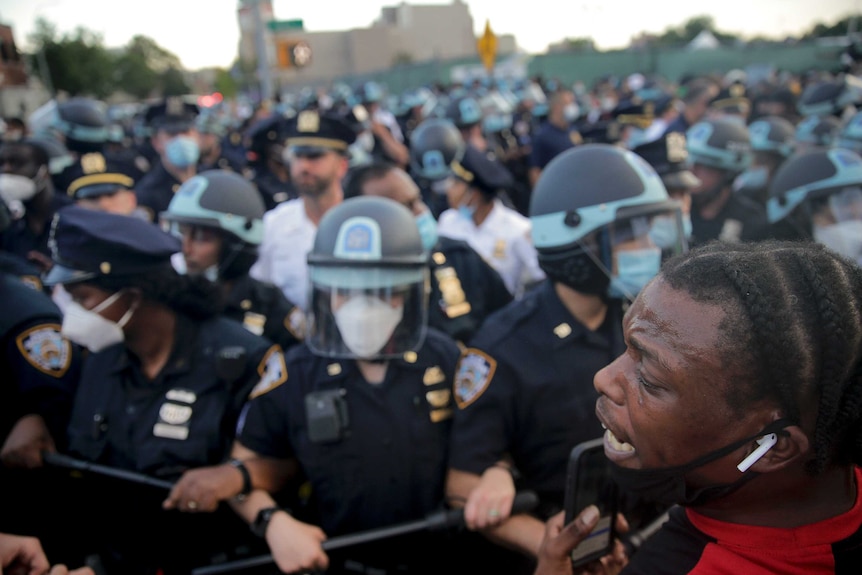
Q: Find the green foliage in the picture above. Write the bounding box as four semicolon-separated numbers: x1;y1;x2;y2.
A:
652;15;740;47
26;19;189;99
803;14;862;38
214;68;239;99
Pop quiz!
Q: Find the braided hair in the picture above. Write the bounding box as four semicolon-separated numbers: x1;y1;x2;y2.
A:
659;240;862;475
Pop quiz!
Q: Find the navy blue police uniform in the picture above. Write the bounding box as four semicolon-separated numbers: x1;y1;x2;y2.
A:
0;271;82;557
428;236;512;344
246;116;298;211
134;99;201;222
43;207;281;575
237;329;463;574
450;281;624;514
223;273;305;353
528;120;583;172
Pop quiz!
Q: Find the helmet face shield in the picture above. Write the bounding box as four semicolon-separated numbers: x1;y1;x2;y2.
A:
307;265;429;359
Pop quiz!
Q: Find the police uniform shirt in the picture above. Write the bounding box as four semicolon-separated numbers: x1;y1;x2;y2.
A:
133;160;184;222
0;273;80;446
528;121;582;170
437;199;545;298
690;192;768;246
224;274;305;353
66;313;281;476
449;281;625;512
237;328;460;537
428;236;513;344
198;152;245;175
250;198;317;311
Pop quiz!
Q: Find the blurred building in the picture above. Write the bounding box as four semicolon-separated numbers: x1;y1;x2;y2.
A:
237;0;517;89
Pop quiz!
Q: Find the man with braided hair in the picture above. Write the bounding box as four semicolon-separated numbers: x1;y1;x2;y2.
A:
536;240;862;575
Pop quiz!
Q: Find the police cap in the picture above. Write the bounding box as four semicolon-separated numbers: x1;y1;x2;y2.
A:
285;110;357;155
62;153;138;199
611;99;655;129
144;97;200;134
44;205;180;286
451;146;514;195
631;132;701;191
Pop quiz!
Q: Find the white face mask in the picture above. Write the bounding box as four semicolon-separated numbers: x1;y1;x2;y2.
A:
61;291;138;352
813;220;862;266
333;295;403;358
0;173;38;204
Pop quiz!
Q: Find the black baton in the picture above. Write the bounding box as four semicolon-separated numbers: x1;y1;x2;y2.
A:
43;451;175;491
191;490;540;575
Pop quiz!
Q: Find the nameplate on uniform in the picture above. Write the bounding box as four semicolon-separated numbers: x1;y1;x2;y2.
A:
243;311;266;336
423;366;446;386
153;423;189;440
154;401;193;440
493;239;506;260
430;408;453;423
434;267;471;318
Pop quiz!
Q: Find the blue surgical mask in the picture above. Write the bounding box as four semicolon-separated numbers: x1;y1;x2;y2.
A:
648;214;692;249
415;210;438;252
458;204;476;222
166;136;200;168
608;247;662;300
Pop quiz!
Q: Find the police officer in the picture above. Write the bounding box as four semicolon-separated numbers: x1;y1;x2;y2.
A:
195;112;245;174
346;162;512;344
245;114;298;211
835;109;862;154
735;115;796;207
797;75;862;120
170;196;476;575
161;170;305;352
794;114;841;153
446;145;686;572
0;197;82;546
50;98;146;194
43;206;280;574
251;110;356;311
685;118;766;244
632;131;700;249
408;117;466;218
527;89;582;188
0;138;72;273
356;81;409;168
134;97;202;221
436;145;544;298
66;169;144;218
764;147;862;266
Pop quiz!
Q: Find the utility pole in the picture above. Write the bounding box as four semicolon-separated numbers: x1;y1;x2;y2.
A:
251;0;273;102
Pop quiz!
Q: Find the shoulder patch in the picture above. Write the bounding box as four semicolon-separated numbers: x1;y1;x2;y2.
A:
19;275;43;292
454;348;497;409
15;324;72;378
249;345;288;399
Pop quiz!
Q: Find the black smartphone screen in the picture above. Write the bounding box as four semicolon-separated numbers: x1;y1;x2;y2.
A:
563;438;619;568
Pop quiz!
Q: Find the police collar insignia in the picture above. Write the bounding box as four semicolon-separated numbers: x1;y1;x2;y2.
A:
454;349;497;408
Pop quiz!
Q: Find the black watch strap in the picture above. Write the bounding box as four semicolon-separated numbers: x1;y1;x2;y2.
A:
251;506;285;538
228;458;252;496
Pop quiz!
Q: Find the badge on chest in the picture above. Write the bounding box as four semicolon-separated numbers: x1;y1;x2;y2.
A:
153;388;197;440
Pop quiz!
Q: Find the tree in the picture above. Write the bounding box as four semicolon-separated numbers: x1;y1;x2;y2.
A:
565;37;596;53
803;14;862;39
214;68;239;99
28;18;115;98
651;15;740;47
160;66;190;96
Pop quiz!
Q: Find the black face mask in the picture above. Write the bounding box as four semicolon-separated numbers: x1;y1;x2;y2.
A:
608;419;791;507
538;247;609;296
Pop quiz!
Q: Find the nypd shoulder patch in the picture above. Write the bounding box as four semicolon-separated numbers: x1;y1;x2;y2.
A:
250;345;288;399
454;348;497;409
15;324;72;378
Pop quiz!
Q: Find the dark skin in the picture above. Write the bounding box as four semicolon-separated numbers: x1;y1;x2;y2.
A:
0;143;55;270
64;283;176;381
535;275;857;575
593;276;856;527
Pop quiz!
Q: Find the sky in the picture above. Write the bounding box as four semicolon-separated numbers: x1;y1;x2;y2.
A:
0;0;857;70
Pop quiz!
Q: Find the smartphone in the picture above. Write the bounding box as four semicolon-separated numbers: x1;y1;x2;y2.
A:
563;437;619;569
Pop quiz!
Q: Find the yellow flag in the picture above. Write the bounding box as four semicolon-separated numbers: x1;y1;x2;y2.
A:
476;19;498;72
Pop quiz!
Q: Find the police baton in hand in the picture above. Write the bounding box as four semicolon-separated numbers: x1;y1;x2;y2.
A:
42;451;175;491
191;490;541;575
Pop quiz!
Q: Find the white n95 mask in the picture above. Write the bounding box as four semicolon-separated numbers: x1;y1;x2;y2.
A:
61;291;137;352
333;295;403;358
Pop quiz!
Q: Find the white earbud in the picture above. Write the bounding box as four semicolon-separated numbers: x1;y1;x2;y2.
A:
736;433;778;473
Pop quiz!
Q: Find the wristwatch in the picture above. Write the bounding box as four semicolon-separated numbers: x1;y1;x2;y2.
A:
228;458;252;498
251;506;285;538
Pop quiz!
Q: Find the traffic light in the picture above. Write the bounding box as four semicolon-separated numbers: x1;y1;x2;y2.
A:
276;40;312;69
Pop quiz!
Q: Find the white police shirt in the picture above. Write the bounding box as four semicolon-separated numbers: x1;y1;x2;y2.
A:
250;198;316;311
437;199;545;298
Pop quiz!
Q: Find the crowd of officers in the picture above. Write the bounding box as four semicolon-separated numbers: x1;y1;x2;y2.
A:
1;62;862;575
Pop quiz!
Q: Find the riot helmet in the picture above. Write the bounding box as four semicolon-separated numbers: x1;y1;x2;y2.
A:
797;76;862;118
767;148;862;265
445;96;483;130
748;116;796;158
530;144;686;301
835;110;862;154
55;98;109;153
795;115;841;151
306;196;429;359
408;119;466;182
160;170;265;281
686;118;753;174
